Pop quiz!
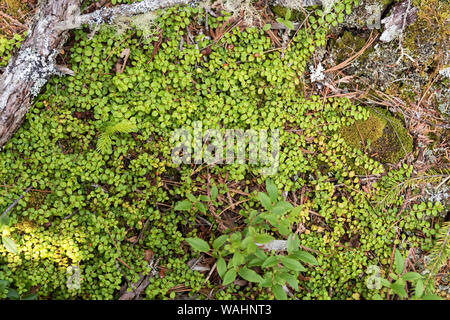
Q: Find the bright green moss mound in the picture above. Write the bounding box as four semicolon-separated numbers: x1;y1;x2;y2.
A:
0;2;444;300
340;107;413;164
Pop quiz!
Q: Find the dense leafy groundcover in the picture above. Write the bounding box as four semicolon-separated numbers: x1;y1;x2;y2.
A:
0;2;446;300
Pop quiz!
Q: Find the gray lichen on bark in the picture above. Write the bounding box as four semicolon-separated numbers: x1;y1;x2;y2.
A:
380;0;417;42
55;0;190;31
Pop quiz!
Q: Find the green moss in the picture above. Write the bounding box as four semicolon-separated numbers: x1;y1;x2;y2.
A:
340;108;413;164
403;0;449;75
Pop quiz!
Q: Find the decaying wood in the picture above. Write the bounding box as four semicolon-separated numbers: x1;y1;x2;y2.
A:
0;0;323;148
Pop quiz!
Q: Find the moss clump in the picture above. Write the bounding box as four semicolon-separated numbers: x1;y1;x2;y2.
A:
403;0;449;76
340;108;413;164
333;31;374;63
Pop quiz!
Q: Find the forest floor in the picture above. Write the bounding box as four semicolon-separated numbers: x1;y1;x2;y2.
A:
0;0;448;300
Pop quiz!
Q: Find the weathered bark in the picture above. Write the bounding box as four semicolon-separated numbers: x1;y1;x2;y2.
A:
0;0;322;148
54;0;190;31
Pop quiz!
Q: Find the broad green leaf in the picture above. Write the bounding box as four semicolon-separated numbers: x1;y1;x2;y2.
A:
390;281;407;298
210;186;218;201
394;249;404;274
223;268;236;285
286;234;297;254
246;241;258;255
260;213;278;226
185;237;210;253
216;257;227;278
262;256;278;268
271;201;293;215
186;193;196;202
280;272;298;290
389;272;398;280
421;294;444;300
401;272;421;282
261;272;273;288
232;251;245;267
290;205;303;216
272;284;287;300
0;214;10;226
415;279;424;299
7;288;19;299
285;9;292;20
248;257;264;268
284;20;295;30
262;24;271;31
22;293;38;300
380;278;391;287
266;179;278;202
2;236;18;254
254;248;267;260
230;232;242;243
195;202;207;214
174;200;192;211
254;233;275;244
277;220;291;236
238;267;264;283
280;256;306;272
240;236;253;249
274;272;286;286
258;192;272;210
0;279;8;291
294;251;318;266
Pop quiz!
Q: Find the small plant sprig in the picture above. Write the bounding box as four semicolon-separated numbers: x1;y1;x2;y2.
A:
276;8;294;30
182;179;319;300
96;119;137;153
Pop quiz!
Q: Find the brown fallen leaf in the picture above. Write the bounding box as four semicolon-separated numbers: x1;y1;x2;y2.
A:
144;249;154;262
